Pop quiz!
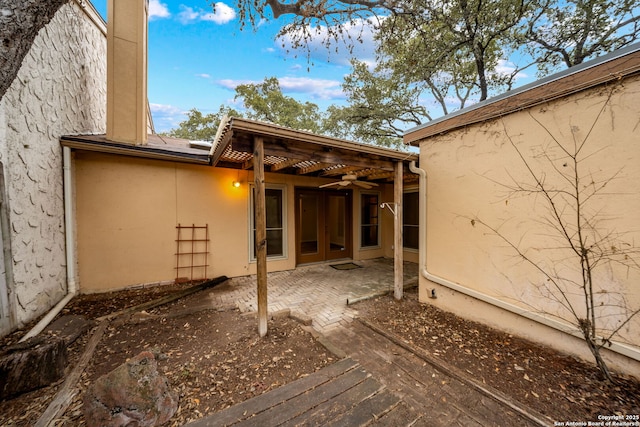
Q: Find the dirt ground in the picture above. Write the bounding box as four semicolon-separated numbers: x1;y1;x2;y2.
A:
1;284;639;426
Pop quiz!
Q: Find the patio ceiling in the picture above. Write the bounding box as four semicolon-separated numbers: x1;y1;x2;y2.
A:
211;117;420;185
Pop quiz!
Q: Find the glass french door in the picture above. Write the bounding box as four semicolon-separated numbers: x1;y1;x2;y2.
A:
295;189;352;265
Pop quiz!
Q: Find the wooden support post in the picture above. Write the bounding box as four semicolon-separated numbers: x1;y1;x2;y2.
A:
253;136;268;337
394;161;403;300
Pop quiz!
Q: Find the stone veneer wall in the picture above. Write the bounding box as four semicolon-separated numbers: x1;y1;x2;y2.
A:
0;1;106;329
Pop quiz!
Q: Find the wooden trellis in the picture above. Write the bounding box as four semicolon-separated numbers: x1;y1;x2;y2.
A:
175;224;209;282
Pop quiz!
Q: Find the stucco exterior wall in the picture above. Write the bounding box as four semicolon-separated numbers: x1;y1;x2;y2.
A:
0;1;106;329
74;151;410;292
417;76;640;375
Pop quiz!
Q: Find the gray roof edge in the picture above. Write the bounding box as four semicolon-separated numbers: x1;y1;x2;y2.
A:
404;42;640;136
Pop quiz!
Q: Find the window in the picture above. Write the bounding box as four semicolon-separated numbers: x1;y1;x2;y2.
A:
251;186;286;259
403;191;419;250
360;193;379;248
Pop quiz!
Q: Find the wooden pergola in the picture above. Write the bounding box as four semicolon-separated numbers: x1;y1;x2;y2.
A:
211;117;419;337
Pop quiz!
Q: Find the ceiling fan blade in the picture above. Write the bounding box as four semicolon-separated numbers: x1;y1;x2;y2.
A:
353;181;373;189
319;182;341;188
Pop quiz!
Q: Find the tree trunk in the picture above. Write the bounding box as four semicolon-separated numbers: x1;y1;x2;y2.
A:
584;336;615;383
0;335;67;399
0;0;69;101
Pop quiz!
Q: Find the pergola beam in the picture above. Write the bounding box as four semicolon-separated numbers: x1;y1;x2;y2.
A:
296;162;332;175
231;138;395;171
270;157;302;171
320;165;362;177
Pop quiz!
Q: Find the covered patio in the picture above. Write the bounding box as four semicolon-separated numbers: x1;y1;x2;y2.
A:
210;117;419;335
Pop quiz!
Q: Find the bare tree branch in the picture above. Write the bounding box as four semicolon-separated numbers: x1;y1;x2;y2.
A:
476;86;639;382
0;0;69;101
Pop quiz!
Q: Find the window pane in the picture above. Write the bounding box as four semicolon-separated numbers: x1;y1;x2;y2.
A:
265;189;283;228
300;193;319;254
252;187;285;259
360;193;379;247
361;225;378;247
403;192;419;249
403;225;419;250
361;194;378;224
403;192;419;226
327;195;346;251
266;229;283;256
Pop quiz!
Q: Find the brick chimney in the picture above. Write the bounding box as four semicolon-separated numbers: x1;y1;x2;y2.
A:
106;0;148;145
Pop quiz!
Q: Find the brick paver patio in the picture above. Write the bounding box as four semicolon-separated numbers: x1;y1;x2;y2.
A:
201;258;418;333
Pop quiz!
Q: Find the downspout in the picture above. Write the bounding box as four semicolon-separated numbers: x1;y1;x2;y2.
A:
408;161;640;362
62;146;77;296
20;147;77;342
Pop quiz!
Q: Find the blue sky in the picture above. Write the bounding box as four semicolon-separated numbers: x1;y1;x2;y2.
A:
91;0;376;132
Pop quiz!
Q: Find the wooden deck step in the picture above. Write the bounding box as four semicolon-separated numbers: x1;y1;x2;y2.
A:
324;321;541;427
186;357;403;427
371;400;425;426
280;376;384;426
328;388;400;427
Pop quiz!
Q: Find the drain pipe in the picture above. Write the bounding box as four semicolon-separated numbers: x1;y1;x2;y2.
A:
20;147;77;342
408;160;640;362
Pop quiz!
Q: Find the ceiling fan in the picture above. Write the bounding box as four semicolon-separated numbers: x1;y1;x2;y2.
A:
319;174;379;190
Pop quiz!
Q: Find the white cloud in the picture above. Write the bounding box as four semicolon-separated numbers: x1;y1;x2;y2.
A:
195;73;212;79
177;5;199;24
177;2;235;25
495;59;518;76
217;78;256;90
277;17;381;66
149;103;186;132
150;103;183;115
278;77;343;100
201;2;236;24
216;77;344;101
149;0;170;20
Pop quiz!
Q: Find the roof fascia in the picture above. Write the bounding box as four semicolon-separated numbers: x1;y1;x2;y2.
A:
61;136;211;165
222;117;418;162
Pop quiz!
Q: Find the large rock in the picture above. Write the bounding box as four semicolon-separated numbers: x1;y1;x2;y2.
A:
83;351;178;427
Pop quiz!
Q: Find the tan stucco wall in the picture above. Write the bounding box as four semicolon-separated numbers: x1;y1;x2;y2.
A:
0;1;106;330
74;151;410;292
417;76;640;375
106;0;148;144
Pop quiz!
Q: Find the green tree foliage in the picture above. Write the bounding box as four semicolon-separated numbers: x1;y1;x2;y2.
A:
523;0;640;74
377;0;531;102
165;106;241;141
228;0;640;135
234;77;324;133
323;60;428;146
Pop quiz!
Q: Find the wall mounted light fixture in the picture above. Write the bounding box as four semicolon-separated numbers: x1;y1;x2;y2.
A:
232;170;242;188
